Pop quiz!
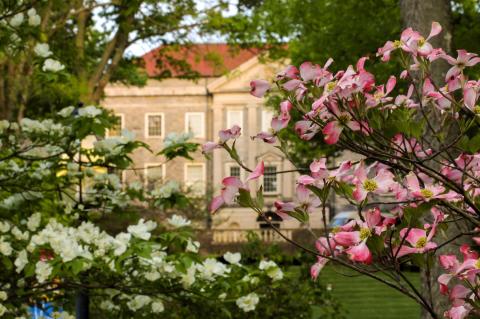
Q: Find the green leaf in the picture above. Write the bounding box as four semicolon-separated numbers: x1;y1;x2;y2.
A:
286;208;309;223
468;134;480;153
256;185;264;209
2;256;12;271
70;259;84;275
403;202;434;225
238;188;255;208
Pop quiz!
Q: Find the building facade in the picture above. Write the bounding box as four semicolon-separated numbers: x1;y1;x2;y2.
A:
103;45;326;243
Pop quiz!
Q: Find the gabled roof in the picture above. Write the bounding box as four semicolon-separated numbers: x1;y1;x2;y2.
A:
142;44;261;78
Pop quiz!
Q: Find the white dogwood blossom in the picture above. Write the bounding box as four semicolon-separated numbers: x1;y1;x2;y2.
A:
259;260;283;281
163;132;193;147
127;219;157;240
14;250;28;273
35;261;53;283
127;295;151;311
34;43;52;58
27;8;41;26
42;59;65;72
186;239;200;253
197;258;230;281
167;214;191;228
78;105;102;118
10;13;24;27
27;213;41;231
151;300;164;313
0;237;12;256
224;252;241;265
236;293;259;312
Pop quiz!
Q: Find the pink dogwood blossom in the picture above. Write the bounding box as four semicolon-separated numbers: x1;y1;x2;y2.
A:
442;50;480;82
352;162;396;202
250;79;271;97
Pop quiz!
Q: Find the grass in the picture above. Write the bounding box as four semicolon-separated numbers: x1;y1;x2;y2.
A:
317;265;421;319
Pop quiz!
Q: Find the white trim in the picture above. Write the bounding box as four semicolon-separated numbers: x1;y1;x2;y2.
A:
225;162;245;180
226;109;243;129
184;163;206;195
106;113;125;137
184;112;206;138
261;110;274;132
262;162;281;195
207;56;260;93
144;112;165;138
144;163;166;188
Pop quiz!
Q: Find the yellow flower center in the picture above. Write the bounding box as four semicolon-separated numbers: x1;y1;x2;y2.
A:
331;226;341;234
359;228;372;241
415;237;427;248
374;91;384;99
393;40;402;48
418;37;426;46
363;179;378;192
338;113;351;125
326;81;337;92
474;105;480;115
420;188;433;199
475;259;480;269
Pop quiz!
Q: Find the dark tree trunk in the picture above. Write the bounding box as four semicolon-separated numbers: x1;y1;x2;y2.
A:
400;2;472;319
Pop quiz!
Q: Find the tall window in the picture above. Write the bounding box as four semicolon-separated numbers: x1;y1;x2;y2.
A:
145;113;164;138
261;110;274;132
185;112;205;138
185;164;205;195
263;165;279;194
227;110;243;129
108;114;124;137
226;163;242;179
144;164;164;191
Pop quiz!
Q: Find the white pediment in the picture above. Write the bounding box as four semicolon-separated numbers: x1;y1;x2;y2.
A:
207;56;285;94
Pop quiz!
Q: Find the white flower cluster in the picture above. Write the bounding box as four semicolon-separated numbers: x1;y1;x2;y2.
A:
20;118;65;135
78;105;102;118
197;258;231;281
10;8;40;27
152;180;180;198
163;132;193;148
94;132;135;156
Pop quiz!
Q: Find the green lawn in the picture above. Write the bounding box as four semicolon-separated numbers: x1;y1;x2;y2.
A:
318;265;421;319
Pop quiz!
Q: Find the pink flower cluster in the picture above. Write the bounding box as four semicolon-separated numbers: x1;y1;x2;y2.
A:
204;21;480;318
439;245;480;319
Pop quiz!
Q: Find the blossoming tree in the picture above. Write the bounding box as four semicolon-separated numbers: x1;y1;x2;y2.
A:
205;22;480;319
0;107;289;318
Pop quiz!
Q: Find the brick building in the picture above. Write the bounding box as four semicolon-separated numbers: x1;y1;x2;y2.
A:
103;44;327;243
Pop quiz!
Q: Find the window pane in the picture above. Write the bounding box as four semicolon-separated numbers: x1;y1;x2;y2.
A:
262;110;273;132
186;113;204;137
227;110;243;128
264;166;278;193
146;165;163;191
148;115;163;136
109;115;123;136
186;165;204;194
229;166;240;178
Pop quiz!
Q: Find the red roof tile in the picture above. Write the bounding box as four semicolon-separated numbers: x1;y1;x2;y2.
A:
142;44;260;78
